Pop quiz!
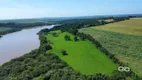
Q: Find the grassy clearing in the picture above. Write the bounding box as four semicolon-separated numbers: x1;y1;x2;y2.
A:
79;28;142;77
45;31;117;75
104;19;114;23
94;19;142;36
0;27;12;32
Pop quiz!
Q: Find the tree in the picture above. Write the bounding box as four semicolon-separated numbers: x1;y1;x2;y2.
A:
74;36;79;42
73;29;78;35
61;50;68;56
39;44;52;54
64;35;71;41
101;20;107;25
52;32;58;37
44;44;52;50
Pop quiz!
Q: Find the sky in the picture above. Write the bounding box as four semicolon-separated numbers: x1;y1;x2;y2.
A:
0;0;142;19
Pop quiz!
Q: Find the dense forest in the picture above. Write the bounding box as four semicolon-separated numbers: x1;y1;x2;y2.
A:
0;16;141;80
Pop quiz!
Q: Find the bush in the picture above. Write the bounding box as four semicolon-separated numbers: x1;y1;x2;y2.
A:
44;44;52;50
64;35;71;41
74;36;79;42
39;44;52;54
52;32;58;37
61;50;68;56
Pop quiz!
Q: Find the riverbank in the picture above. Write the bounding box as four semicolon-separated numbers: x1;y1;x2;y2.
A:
0;28;21;38
0;22;53;39
0;25;54;65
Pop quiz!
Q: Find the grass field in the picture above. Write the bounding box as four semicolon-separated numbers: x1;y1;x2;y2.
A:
45;31;117;75
79;28;142;77
104;19;114;23
0;27;12;32
95;19;142;36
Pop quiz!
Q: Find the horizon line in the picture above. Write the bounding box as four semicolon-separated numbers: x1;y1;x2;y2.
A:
0;13;142;21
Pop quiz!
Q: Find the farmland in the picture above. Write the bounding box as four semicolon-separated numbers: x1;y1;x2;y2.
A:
79;19;142;77
45;30;117;75
95;19;142;36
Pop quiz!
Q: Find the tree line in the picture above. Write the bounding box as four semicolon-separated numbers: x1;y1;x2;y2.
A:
0;22;51;38
0;22;51;28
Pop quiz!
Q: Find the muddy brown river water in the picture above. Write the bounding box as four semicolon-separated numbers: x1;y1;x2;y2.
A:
0;25;54;65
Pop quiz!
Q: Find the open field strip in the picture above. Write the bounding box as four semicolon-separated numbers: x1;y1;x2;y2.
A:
94;19;142;36
45;30;117;75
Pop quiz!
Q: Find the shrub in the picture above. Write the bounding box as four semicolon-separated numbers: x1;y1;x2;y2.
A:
64;35;71;41
74;36;79;42
52;32;58;37
61;50;68;56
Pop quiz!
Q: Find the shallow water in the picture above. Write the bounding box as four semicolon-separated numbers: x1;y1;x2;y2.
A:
0;25;54;65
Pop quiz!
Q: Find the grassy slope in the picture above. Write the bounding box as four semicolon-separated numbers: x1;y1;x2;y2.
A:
79;28;142;77
45;31;117;75
95;19;142;36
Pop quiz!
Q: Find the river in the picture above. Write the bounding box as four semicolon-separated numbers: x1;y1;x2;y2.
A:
0;25;54;65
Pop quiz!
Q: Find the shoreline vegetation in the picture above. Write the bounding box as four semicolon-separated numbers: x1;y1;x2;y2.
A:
0;16;141;80
0;28;21;38
0;22;52;38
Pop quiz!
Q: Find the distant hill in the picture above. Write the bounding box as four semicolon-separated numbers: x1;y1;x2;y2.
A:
0;14;142;23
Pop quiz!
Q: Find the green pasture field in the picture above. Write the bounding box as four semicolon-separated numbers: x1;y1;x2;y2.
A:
45;30;117;75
